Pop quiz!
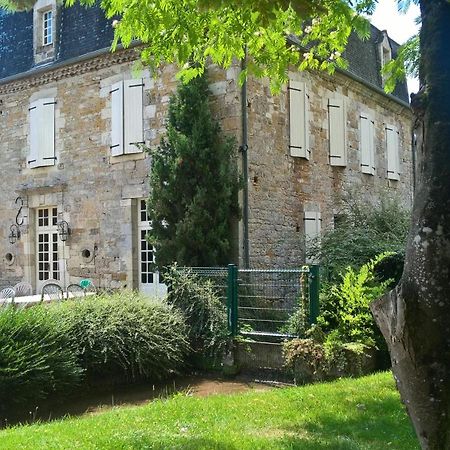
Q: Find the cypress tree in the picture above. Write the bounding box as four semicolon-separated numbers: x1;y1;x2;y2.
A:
147;72;239;269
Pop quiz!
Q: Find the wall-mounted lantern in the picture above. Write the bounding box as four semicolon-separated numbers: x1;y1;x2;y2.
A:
57;220;70;242
8;224;21;245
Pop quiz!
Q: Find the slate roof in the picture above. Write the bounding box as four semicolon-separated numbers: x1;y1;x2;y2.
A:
343;24;409;102
0;5;409;103
0;3;113;80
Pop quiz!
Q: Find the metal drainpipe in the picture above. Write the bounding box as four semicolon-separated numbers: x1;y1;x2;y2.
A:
241;50;250;269
411;127;417;197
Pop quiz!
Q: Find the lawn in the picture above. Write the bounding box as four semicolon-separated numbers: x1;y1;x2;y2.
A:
0;371;418;450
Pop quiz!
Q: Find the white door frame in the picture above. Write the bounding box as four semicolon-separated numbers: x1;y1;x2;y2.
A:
138;199;167;297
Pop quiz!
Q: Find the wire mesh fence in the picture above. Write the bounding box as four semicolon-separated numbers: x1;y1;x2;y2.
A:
181;265;319;338
188;266;229;302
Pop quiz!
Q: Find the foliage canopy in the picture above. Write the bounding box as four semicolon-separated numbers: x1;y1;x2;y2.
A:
1;0;419;92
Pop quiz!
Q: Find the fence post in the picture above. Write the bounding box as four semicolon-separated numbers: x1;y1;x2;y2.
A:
227;264;238;336
309;265;320;324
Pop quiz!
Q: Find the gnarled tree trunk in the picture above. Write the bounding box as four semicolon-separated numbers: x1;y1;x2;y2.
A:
371;1;450;449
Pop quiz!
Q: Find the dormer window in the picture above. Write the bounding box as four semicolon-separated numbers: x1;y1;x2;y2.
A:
33;0;57;64
379;30;392;65
43;10;53;45
378;30;392;86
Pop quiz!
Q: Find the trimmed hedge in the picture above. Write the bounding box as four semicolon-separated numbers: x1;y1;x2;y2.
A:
54;291;189;381
0;291;189;415
0;305;82;414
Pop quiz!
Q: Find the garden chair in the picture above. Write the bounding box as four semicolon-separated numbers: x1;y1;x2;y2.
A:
41;283;64;302
80;279;96;293
66;283;86;298
0;287;15;305
13;281;33;297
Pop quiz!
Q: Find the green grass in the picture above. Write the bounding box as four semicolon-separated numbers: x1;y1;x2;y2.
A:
0;372;418;449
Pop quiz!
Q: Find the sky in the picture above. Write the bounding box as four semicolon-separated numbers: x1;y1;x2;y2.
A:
369;0;420;93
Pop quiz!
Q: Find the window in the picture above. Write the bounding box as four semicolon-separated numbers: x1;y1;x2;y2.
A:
28;98;56;169
110;79;144;156
289;80;310;159
382;47;392;66
386;124;400;180
43;10;53;46
328;96;347;166
333;214;346;229
360;112;375;175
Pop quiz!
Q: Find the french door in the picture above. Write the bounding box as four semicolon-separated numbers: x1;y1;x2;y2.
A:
138;200;167;297
36;207;61;292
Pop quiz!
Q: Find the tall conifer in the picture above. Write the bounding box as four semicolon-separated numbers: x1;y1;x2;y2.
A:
147;72;239;268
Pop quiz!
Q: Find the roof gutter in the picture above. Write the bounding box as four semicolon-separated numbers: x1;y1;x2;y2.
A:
335;66;411;110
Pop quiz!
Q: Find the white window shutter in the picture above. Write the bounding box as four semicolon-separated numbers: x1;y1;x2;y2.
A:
28;100;39;169
28;98;55;168
328;96;347;166
289;80;309;159
304;211;321;264
111;81;124;156
39;98;56;167
360;112;375;175
386;125;400;180
124;79;144;154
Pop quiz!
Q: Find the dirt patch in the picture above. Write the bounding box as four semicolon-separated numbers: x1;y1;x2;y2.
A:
6;375;271;426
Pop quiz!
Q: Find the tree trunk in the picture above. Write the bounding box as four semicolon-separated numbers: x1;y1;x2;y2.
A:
371;1;450;448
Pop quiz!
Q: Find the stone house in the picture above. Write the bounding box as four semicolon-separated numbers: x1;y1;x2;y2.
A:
0;3;413;294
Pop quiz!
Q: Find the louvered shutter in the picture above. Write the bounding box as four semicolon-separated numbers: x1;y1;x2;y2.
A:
360;112;375;175
124;79;144;154
328;96;347;166
386;125;400;180
39;98;56;167
28;98;55;168
304;211;321;264
111;81;124;156
289;80;310;159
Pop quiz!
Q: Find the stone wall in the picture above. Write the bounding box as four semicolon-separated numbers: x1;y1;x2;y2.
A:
244;69;413;268
0;47;412;290
0;50;240;291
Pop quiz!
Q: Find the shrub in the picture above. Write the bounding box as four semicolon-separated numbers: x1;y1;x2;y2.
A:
310;193;410;283
0;305;82;414
163;266;229;363
317;253;393;347
283;337;375;383
284;254;394;383
283;338;326;383
53;291;189;382
281;308;309;337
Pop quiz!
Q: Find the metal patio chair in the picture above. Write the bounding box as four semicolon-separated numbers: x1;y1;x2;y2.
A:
66;283;86;299
0;287;15;306
79;279;96;293
13;281;33;297
41;283;64;302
